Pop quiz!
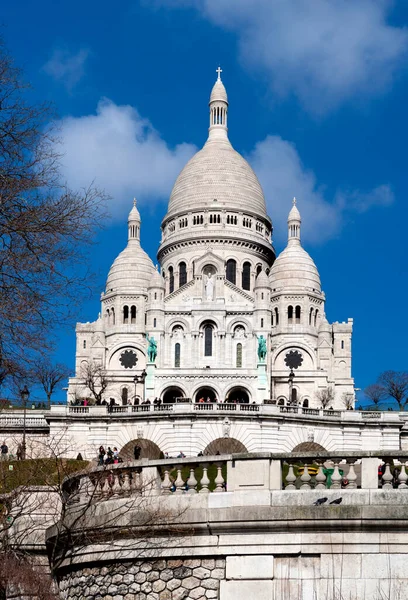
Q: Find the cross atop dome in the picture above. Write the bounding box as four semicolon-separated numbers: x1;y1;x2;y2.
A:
216;66;222;80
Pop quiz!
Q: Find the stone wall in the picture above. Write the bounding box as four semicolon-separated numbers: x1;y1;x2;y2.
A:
58;558;225;600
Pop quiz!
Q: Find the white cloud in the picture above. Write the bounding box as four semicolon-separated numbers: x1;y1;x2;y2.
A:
57;98;197;217
160;0;408;113
56;100;393;241
43;48;90;90
248;135;393;244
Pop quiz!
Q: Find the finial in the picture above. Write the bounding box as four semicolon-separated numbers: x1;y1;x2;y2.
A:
293;197;296;205
133;197;137;207
216;66;222;80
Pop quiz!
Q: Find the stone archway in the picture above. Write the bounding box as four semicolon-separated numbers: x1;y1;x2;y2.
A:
203;438;247;456
195;387;217;403
162;386;185;404
292;442;327;453
120;439;162;461
225;386;250;404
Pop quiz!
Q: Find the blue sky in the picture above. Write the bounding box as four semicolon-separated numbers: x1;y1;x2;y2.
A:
2;0;408;403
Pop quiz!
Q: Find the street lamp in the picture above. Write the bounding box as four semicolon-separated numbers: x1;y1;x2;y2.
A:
288;370;295;405
133;370;147;404
20;385;30;460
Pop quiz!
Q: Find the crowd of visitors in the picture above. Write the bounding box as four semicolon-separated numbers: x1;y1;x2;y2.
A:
97;445;121;465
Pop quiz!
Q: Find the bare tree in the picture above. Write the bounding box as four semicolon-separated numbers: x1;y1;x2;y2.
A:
377;371;408;411
79;361;109;405
0;39;107;382
341;392;354;410
315;386;335;409
364;383;388;407
30;359;71;408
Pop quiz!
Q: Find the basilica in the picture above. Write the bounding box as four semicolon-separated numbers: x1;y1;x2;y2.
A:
69;70;354;410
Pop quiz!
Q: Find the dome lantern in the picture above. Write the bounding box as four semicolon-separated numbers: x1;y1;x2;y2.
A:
209;67;228;140
128;197;141;244
288;197;301;244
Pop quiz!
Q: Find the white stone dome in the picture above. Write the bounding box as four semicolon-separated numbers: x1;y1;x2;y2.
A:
105;201;155;293
269;243;321;292
106;245;155;293
166;136;267;218
210;78;228;103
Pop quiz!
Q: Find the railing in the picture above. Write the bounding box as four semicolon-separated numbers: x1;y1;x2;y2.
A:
51;404;405;422
62;451;408;506
0;416;48;426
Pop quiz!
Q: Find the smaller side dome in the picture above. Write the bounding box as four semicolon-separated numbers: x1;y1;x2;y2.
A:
269;199;321;292
254;269;269;288
105;200;155;293
210;77;228;104
318;314;331;333
149;267;165;289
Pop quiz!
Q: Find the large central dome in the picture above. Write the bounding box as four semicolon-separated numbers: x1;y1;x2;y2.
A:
164;70;268;221
166;136;267;218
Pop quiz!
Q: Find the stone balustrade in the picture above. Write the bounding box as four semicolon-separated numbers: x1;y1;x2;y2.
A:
61;451;408;507
49;403;403;422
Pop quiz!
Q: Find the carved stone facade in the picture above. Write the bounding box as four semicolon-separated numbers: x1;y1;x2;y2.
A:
68;71;354;411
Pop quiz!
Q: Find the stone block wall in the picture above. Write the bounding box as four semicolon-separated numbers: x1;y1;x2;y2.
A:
58;558;225;600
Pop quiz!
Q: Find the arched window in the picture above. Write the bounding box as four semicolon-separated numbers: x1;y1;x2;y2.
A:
226;259;236;285
295;305;301;324
341;340;344;349
111;307;115;325
256;264;262;277
204;324;213;357
153;318;157;328
169;266;174;294
288;305;293;324
309;307;313;325
242;262;251;290
175;343;181;367
278;398;285;406
83;340;86;349
261;318;264;328
236;343;243;368
121;387;128;406
123;305;129;324
303;398;309;408
179;262;187;287
275;307;279;325
130;305;136;324
314;309;319;327
291;388;297;404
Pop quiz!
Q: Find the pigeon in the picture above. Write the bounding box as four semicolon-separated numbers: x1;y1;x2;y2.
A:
330;497;342;505
313;497;328;506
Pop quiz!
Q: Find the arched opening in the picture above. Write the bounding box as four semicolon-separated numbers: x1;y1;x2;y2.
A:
204;324;214;356
179;262;187;287
169;266;174;294
277;397;286;406
236;343;243;368
275;307;279;325
242;262;251;291
288;305;293;324
256;264;262;277
314;309;319;326
226;387;250;404
226;259;237;285
292;442;327;453
121;387;128;406
123;305;129;324
204;438;247;456
131;305;136;324
111;307;115;325
291;388;298;405
195;387;217;403
295;305;301;324
303;398;309;408
162;386;185;404
120;438;162;461
175;343;181;367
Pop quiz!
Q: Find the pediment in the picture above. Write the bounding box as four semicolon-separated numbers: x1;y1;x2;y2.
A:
194;249;225;275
